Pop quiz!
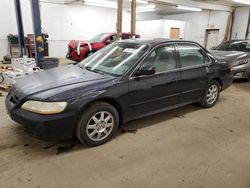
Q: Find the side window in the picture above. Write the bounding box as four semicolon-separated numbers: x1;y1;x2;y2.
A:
107;35;117;43
242;42;250;52
178;44;208;68
142;45;176;73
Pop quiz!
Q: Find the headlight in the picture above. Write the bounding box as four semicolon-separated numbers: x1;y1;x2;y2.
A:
21;101;67;115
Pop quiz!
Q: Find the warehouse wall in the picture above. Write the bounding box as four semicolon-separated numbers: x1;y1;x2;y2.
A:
136;19;186;39
0;0;130;58
0;1;241;59
162;10;230;46
231;7;250;39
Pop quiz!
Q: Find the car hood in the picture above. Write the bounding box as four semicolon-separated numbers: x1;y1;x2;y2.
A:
210;50;250;61
13;65;114;100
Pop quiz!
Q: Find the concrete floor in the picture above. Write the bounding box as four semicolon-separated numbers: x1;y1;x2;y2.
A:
0;81;250;188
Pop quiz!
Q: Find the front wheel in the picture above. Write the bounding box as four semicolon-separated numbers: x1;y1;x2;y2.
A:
199;80;220;108
75;102;119;147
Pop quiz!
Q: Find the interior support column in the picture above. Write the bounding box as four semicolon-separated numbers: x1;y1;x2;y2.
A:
131;0;136;38
117;0;123;40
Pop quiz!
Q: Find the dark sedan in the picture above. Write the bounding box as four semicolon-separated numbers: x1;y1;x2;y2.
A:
211;40;250;81
6;39;233;146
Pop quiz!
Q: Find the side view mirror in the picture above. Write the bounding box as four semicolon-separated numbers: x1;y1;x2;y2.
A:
136;65;156;76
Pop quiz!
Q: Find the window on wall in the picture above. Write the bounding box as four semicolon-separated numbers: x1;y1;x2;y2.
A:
178;44;209;68
142;45;177;73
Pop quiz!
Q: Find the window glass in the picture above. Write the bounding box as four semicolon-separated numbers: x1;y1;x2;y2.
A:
178;44;206;67
80;42;149;76
142;45;176;73
215;40;250;52
107;35;117;43
90;33;110;43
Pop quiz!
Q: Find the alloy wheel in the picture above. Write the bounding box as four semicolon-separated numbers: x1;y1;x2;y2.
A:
86;111;114;141
206;84;219;105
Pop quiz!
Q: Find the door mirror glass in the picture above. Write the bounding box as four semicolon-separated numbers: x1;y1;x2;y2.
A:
136;65;156;76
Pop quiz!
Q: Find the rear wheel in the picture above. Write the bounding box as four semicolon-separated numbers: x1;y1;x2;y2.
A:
199;80;220;108
75;102;119;147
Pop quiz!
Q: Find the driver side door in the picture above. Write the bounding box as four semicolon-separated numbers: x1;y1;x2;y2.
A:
128;44;181;118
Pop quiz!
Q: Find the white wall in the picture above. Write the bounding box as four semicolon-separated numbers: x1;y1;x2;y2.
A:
162;10;230;46
231;7;250;39
0;1;130;58
136;19;186;39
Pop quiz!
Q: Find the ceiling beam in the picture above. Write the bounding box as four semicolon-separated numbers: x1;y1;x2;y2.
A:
154;0;231;11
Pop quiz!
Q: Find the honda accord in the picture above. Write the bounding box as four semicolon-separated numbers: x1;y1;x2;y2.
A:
6;39;233;146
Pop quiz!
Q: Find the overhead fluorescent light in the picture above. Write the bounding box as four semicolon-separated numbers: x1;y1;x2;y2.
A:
177;5;202;12
83;0;117;9
136;8;155;13
137;4;156;13
233;0;250;5
128;0;149;4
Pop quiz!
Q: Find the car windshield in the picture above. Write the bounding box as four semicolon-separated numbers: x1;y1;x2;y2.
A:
215;41;250;52
79;42;149;76
89;33;110;43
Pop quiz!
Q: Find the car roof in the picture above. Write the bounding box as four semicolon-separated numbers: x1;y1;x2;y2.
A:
103;32;139;35
225;39;250;43
119;38;198;46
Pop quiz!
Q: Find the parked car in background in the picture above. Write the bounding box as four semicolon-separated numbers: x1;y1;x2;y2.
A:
6;39;233;146
67;32;140;62
211;40;250;81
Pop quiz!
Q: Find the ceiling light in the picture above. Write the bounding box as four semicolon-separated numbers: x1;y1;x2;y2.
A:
137;4;155;10
136;8;155;13
177;5;202;12
136;4;156;12
233;0;250;5
83;0;117;9
128;0;149;4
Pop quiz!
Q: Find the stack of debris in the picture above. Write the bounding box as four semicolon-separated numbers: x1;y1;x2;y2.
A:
0;57;41;91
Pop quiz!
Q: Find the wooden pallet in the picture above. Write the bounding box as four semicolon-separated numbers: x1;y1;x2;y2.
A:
0;83;12;92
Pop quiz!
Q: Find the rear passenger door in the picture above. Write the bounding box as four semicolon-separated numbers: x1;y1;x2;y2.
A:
177;43;211;103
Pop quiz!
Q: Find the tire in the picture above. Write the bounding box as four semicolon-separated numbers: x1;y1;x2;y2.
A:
199;80;220;108
75;102;119;147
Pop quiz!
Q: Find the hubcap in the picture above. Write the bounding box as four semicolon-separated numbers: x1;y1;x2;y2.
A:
206;84;219;105
86;111;114;141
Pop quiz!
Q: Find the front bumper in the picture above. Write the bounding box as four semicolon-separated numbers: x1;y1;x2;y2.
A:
5;96;79;141
232;63;250;79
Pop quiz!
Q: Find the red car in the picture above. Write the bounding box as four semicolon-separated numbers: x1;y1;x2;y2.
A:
66;32;140;62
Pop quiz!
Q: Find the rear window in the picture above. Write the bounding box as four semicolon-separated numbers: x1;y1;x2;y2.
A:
215;41;250;52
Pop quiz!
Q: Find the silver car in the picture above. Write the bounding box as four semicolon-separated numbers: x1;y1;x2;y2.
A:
211;40;250;82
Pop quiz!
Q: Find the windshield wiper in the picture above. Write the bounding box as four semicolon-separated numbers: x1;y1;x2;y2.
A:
85;66;105;75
